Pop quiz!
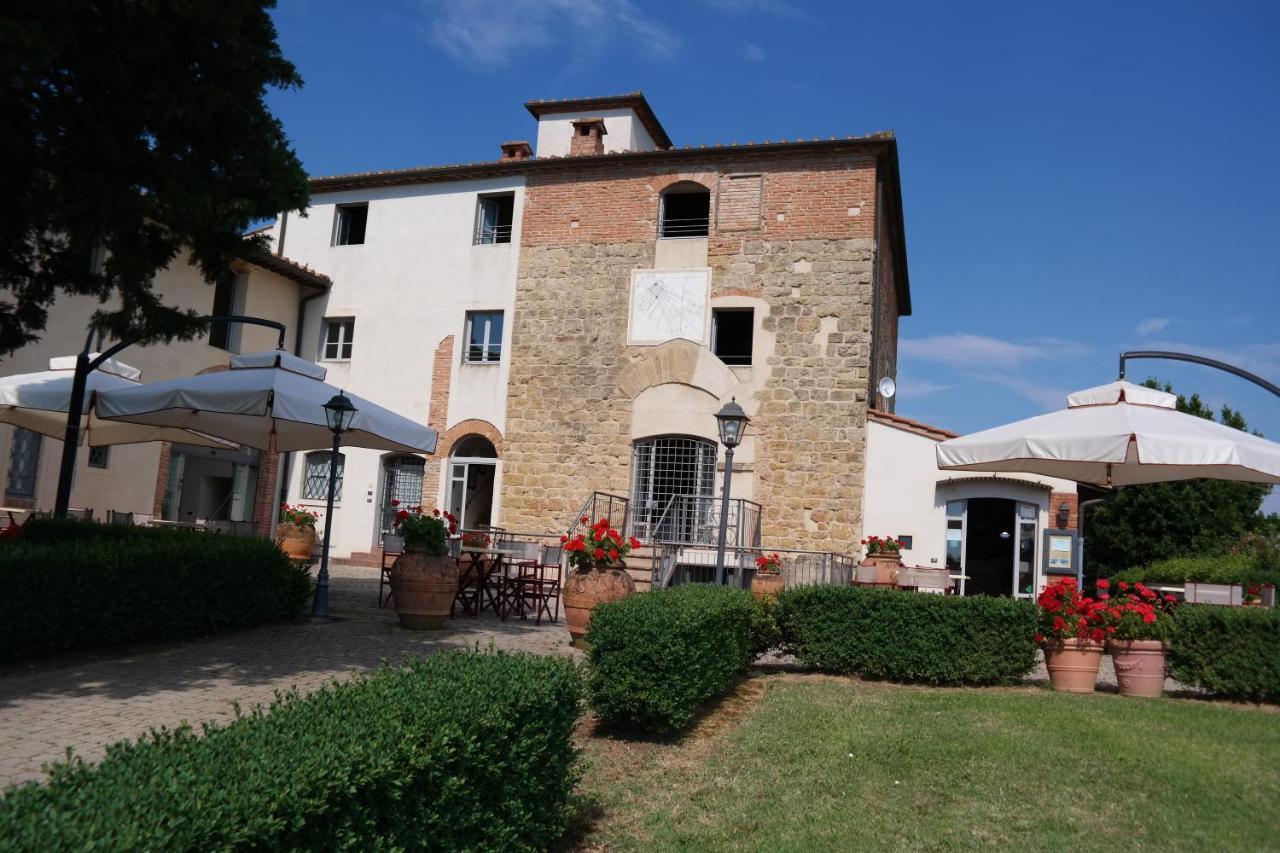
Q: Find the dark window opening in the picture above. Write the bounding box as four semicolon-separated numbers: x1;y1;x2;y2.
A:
334;204;368;246
88;446;110;469
474;194;514;245
209;272;240;351
660;185;710;238
322;317;355;360
712;308;754;366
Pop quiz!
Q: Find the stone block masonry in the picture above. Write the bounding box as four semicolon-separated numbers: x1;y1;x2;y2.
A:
502;147;895;553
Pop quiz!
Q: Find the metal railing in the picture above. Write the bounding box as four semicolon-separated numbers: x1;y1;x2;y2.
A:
658;216;710;238
473;223;513;245
566;491;631;538
643;494;761;550
651;543;856;590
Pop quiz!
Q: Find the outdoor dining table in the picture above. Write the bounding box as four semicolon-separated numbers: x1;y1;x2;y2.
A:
457;547;525;618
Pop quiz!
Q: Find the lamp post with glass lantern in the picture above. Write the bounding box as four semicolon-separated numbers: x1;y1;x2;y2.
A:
312;391;357;621
713;398;749;587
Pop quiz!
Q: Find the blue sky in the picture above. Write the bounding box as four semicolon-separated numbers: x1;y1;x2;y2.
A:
266;0;1280;510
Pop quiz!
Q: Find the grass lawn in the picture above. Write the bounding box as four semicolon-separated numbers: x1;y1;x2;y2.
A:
574;676;1280;851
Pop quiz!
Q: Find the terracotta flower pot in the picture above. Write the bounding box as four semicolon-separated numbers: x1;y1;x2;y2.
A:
1108;639;1166;698
751;571;785;601
275;522;316;560
1042;638;1104;694
563;563;635;647
855;552;901;588
389;548;459;630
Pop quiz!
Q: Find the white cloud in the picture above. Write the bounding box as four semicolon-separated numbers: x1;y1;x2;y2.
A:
899;333;1071;369
1126;340;1280;384
895;374;951;399
742;39;765;62
1136;317;1170;337
701;0;806;16
420;0;680;66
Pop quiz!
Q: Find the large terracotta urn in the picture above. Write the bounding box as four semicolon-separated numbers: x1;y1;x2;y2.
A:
563;564;635;647
276;523;316;561
389;548;459;630
855;552;901;588
751;571;785;602
1042;638;1104;694
1108;640;1167;698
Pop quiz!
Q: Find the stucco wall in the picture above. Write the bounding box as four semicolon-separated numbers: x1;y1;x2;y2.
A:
533;108;658;158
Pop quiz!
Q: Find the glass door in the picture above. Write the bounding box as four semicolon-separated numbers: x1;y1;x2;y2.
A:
1013;502;1038;599
946;500;966;595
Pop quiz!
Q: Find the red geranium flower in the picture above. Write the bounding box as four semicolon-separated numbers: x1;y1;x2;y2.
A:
593;548;605;560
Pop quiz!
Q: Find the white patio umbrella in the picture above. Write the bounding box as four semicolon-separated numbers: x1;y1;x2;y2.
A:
0;355;232;448
93;349;436;454
936;380;1280;486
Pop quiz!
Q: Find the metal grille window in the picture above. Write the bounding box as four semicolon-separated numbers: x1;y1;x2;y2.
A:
379;455;425;540
322;318;355;361
464;311;503;363
474;193;514;244
6;427;42;498
630;436;716;540
302;450;344;501
88;446;110;469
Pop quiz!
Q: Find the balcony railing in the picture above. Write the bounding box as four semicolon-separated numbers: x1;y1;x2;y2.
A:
651;543;856;590
473;223;513;245
639;494;761;550
658;216;709;238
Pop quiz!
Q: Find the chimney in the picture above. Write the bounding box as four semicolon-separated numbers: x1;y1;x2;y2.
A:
569;118;607;156
499;140;533;161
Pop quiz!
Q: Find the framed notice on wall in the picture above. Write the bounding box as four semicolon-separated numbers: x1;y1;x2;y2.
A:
1042;528;1079;576
628;268;711;345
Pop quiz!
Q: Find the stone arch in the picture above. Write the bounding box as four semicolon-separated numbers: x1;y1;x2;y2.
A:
435;418;504;458
651;172;716;194
618;339;739;401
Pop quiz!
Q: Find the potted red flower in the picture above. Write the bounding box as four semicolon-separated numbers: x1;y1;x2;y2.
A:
460;530;490;550
560;517;641;646
1035;577;1106;693
856;535;903;588
1097;579;1176;698
276;504;319;560
387;504;459;630
752;553;785;601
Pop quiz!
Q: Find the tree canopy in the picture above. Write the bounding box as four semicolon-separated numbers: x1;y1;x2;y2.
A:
1084;379;1276;572
0;0;310;357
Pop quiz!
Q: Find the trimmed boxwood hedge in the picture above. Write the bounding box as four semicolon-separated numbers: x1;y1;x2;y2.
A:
585;584;762;734
0;651;583;851
1110;554;1280;589
1168;605;1280;702
775;586;1037;685
0;522;310;661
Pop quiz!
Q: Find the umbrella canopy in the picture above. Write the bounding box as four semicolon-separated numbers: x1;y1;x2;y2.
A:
94;349;437;454
936;380;1280;486
0;356;233;449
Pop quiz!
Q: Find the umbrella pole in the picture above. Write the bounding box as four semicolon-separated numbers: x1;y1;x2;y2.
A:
311;429;342;621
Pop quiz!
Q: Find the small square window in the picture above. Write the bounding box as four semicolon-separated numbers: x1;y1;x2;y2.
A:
474;194;514;245
322;318;355;361
303;451;344;501
88;446;110;469
712;308;753;366
464;311;504;363
334;204;368;246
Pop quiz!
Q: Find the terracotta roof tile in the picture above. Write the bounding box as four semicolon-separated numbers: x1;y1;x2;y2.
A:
867;408;958;441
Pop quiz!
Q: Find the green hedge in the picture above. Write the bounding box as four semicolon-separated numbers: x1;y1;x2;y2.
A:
0;651;583;851
585;584;761;734
1168;605;1280;702
0;525;310;661
1111;554;1280;588
775;586;1037;685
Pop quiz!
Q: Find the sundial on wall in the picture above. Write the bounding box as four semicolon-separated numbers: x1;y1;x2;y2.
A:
628;268;711;345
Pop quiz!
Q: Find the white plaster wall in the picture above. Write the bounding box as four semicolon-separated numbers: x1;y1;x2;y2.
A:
268;177;524;555
863;420;1076;575
533;108;657;157
0;254;306;520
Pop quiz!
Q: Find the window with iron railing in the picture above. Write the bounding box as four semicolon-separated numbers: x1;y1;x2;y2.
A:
474;193;514;245
5;427;41;499
303;450;344;501
659;184;711;238
464;311;504;363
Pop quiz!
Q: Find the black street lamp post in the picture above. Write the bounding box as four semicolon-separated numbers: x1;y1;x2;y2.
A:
713;398;749;587
312;391;357;621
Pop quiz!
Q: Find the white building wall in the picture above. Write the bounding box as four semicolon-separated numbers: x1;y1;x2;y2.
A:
863;419;1076;574
269;177;524;556
533;108;658;157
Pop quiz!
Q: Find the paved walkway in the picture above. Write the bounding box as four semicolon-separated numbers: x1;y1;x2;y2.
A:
0;565;576;789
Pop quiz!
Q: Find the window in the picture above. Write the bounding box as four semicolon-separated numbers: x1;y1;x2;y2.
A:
209;271;246;351
333;203;368;246
630;436;717;541
659;183;710;238
303;451;345;501
712;308;754;366
474;193;514;245
88;446;110;469
322;318;355;361
6;428;42;498
464;311;503;363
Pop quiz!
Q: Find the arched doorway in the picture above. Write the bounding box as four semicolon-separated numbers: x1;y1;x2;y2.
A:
448;434;498;530
630;435;717;540
378;454;425;543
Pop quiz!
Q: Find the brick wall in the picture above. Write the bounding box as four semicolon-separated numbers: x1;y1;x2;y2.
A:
1050;491;1079;530
420;335;455;507
501;147;892;552
869;181;899;412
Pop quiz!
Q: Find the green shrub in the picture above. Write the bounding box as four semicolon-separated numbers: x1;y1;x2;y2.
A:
585;584;760;734
775;586;1037;685
1167;605;1280;702
0;526;310;661
1111;554;1280;588
0;651;583;851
